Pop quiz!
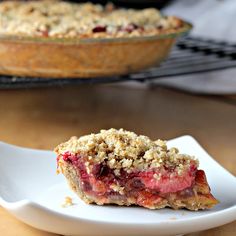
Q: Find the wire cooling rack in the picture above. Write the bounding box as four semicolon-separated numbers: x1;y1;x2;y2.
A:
1;36;236;89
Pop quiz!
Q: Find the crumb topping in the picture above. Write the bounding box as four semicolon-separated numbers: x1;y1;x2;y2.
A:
0;0;184;39
55;128;199;174
61;196;73;208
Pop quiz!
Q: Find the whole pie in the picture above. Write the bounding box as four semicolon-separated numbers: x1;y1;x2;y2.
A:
55;129;218;210
0;0;184;39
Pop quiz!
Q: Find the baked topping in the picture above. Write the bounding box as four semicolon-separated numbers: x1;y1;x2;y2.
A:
0;0;184;39
55;128;198;174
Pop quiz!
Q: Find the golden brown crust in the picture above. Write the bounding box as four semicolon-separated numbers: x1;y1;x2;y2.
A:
0;0;184;39
0;36;177;78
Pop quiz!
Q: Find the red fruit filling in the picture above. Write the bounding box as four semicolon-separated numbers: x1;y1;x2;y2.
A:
118;23;143;33
92;25;107;33
36;29;49;37
59;152;198;208
122;23;139;33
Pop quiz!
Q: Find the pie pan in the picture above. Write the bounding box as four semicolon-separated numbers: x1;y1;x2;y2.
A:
0;22;192;78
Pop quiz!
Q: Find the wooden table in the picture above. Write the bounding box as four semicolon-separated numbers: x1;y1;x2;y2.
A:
0;84;235;236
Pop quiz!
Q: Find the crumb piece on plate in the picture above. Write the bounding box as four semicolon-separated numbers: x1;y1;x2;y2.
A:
61;196;73;208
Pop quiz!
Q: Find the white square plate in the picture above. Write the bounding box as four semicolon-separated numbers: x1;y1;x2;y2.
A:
0;136;236;236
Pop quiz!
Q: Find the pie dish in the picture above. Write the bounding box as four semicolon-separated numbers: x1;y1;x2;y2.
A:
0;0;192;78
55;129;218;210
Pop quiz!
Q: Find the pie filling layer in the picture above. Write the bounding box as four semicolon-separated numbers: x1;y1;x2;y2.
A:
59;152;214;209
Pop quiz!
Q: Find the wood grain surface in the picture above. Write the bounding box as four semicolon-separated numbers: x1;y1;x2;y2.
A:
0;84;235;235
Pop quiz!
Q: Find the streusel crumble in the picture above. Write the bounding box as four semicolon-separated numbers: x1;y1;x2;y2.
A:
55;129;218;210
0;0;184;39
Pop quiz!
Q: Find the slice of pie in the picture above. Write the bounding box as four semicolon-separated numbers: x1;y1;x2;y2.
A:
55;129;218;210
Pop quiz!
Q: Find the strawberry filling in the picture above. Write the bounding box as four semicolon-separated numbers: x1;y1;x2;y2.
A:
59;152;198;208
139;164;197;193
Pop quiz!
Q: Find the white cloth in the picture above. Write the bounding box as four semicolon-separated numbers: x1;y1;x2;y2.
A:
151;0;236;94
